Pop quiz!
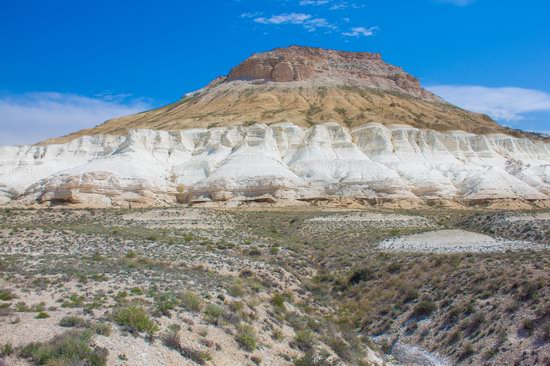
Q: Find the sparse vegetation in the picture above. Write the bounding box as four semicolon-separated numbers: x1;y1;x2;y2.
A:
112;305;158;335
236;323;257;352
162;328;212;365
18;330;108;366
204;303;225;325
0;207;547;365
180;290;202;312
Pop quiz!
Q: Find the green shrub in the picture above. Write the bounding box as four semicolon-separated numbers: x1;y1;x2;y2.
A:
155;292;179;316
15;302;29;312
347;268;373;286
180;291;202;312
522;318;535;336
411;301;437;318
0;290;15;301
91;322;112;336
272;328;284;341
248;247;261;256
458;342;474;361
162;329;212;365
204;304;224;325
227;282;245;297
326;336;351;362
464;312;486;335
130;287;143;295
230;301;244;312
293;350;332;366
62;293;85;308
1;342;13;356
35;311;49;319
519;281;541;301
271;292;292;310
236;324;257;352
113;305;158;335
60;315;90;328
271;293;286;310
294;330;315;351
402;287;419;303
18;330;108;366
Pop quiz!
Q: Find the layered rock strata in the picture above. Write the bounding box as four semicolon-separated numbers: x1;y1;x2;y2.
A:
1;123;548;207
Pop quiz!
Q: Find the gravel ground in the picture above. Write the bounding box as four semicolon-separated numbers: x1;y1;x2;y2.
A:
378;229;548;253
306;212;434;228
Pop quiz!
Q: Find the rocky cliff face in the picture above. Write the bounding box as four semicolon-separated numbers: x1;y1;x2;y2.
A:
226;46;436;100
1;46;549;207
1;123;549;207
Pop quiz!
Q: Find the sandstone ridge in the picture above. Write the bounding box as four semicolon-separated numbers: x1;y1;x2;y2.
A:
226;46;434;100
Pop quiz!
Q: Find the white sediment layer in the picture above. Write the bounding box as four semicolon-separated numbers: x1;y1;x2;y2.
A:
378;229;547;253
0;122;549;206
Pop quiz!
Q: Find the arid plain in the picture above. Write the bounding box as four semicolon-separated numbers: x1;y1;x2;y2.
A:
0;206;548;365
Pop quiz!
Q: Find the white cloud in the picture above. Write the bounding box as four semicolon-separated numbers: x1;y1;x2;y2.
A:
428;85;550;121
240;12;262;18
0;92;152;146
298;0;365;10
255;13;311;25
435;0;476;6
254;13;335;31
299;0;329;5
342;26;377;37
328;1;365;10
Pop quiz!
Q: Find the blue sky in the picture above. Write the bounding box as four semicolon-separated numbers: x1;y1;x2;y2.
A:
1;0;549;144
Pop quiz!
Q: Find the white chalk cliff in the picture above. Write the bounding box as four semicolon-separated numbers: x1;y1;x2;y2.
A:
1;47;549;207
1;122;549;206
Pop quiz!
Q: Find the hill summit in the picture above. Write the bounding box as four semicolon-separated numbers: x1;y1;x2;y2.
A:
44;46;509;144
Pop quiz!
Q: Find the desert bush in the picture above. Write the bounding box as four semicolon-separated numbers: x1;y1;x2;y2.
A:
92;322;112;336
248;247;261;256
519;280;542;301
271;293;288;310
0;343;13;356
463;312;486;335
113;305;158;335
19;330;108;366
539;323;550;342
458;342;474;361
326;336;352;362
180;291;202;312
347;268;373;286
272;328;284;341
155;292;179;316
293;330;315;351
236;323;257;352
130;287;143;295
521;318;535;336
227;282;245;297
447;329;461;345
0;290;15;301
204;303;224;325
411;301;436;318
402;287;419;303
35;311;49;319
162;329;212;365
293;350;332;366
59;315;89;328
